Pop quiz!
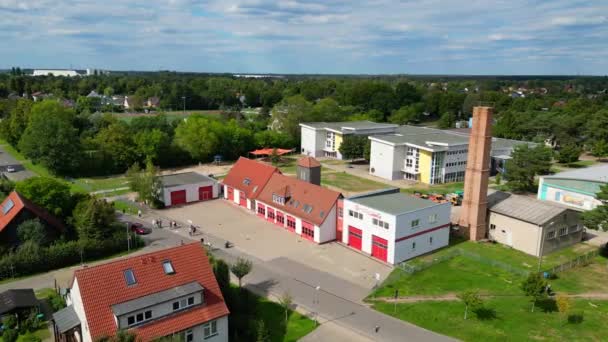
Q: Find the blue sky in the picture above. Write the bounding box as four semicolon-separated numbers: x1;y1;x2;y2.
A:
1;0;606;75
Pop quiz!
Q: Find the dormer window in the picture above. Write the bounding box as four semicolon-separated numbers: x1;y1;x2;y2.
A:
272;194;285;205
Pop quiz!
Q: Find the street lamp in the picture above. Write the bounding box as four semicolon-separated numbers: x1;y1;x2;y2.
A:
313;285;321;326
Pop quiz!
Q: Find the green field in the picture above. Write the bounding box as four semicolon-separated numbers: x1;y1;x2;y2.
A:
71;175;129;193
113;110;221;123
321;171;387;193
256;298;317;342
401;182;464;195
373;298;608;342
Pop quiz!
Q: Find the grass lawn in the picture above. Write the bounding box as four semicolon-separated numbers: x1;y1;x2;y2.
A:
256;298;316;342
401;182;464;195
321;171;387;193
113;200;141;215
113;110;221;123
371;239;605;298
372;298;608;342
72;175;129;193
556;160;596;169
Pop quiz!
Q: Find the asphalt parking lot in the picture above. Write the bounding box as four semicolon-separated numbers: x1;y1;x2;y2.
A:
159;199;393;296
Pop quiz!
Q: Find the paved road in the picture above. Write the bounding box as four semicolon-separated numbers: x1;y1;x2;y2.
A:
0;211;454;342
0;145;36;181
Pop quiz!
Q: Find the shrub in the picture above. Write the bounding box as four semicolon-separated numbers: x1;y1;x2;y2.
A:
20;333;42;342
2;328;18;342
600;243;608;258
48;291;67;312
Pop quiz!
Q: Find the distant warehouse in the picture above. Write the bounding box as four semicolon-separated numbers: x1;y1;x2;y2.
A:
538;164;608;211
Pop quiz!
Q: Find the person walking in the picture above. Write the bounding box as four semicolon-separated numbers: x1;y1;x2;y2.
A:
137;209;142;218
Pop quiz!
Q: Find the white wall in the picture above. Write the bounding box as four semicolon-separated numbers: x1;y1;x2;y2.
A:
541;183;600;211
163;180;218;206
369;140;403;180
316;204;337;243
69;278;92;342
300;126;324;157
393;226;450;263
488;212;540;256
186;316;228;342
342;200;397;261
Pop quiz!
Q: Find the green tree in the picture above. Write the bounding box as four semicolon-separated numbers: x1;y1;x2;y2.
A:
521;272;547;312
556;144;581;164
270;95;313;140
18;100;81;175
581;183;608;231
255;320;270;342
338;135;367;161
213;259;230;292
17;219;49;245
457;290;483;320
134;129;170;164
506;144;553;192
591;140;608;160
270;148;280;165
94;122;136;172
15;177;73;218
278;291;294;324
71;197;117;241
438;111;456;129
230;257;253;288
389;104;424;125
0;98;32;146
126;162;161;205
174;116;220;162
253;130;295;149
556;293;571;322
311;97;343;122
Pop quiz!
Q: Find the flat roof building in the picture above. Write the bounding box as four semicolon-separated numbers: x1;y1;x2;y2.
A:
369;125;533;184
300;121;398;159
158;172;219;207
538;164;608;211
342;188;451;264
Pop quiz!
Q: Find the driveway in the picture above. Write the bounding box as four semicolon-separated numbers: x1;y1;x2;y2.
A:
158;200;393;299
0;145;36;181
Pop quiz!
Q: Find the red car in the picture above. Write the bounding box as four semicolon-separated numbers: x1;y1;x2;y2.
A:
129;222;152;235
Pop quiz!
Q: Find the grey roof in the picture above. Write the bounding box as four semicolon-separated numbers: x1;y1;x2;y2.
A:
348;188;443;215
112;281;203;316
53;305;81;333
160;172;215;188
0;289;38;315
371;125;533;153
543;164;608;183
300;121;397;133
488;192;570;225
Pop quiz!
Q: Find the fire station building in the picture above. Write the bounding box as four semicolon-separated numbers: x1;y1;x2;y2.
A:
342;188;451;264
159;172;220;207
221;157;279;210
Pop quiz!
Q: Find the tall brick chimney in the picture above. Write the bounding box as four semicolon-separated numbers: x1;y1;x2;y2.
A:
459;106;493;241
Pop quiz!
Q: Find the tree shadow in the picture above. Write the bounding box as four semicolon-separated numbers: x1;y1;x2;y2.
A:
537;298;558;313
567;313;584;324
474;307;497;321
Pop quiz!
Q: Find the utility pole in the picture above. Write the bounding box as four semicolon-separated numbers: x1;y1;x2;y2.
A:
126;222;130;252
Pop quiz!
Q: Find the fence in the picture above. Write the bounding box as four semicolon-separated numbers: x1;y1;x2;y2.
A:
398;248;530;276
543;249;599;275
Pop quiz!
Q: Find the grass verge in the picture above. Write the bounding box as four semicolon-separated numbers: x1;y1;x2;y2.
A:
372;298;608;342
321;171;387;193
113;200;141;215
400;182;464;195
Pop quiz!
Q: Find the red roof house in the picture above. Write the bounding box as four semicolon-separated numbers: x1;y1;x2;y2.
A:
55;243;229;342
222;157;280;209
255;173;342;243
0;191;65;246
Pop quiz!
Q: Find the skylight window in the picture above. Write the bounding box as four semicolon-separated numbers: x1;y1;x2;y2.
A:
319;211;325;218
163;260;175;275
243;178;251;186
303;204;313;214
124;269;137;286
2;199;14;215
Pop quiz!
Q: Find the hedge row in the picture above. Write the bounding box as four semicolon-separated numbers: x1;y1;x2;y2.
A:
0;235;143;280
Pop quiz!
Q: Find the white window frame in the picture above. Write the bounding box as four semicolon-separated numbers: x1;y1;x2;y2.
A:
203;320;218;339
428;214;438;224
546;230;556;240
411;219;420;227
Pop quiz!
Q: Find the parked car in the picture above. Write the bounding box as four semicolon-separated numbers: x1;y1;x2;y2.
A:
6;166;16;173
129;222;151;235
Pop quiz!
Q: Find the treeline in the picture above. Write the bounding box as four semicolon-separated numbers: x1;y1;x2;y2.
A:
0;99;295;176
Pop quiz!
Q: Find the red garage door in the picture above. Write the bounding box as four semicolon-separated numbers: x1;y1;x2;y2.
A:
371;235;388;262
267;208;275;223
348;226;362;250
170;190;187;206
301;221;315;241
257;203;266;218
239;191;247;207
286;215;296;232
276;211;285;227
199;186;213;201
227;187;234;201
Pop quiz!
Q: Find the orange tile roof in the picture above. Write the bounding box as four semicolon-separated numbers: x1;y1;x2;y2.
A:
0;191;65;233
297;156;321;168
222;157;280;199
257;173;342;226
74;243;229;341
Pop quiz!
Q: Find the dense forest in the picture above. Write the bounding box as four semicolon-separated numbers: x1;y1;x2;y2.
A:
0;70;607;177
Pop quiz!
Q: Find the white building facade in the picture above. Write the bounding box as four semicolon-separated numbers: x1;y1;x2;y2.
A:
342;189;451;264
537;164;608;211
159;172;219;207
300;121;398;159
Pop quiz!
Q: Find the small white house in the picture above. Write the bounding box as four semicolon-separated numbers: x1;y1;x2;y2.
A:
159;172;219;207
342;188;451;264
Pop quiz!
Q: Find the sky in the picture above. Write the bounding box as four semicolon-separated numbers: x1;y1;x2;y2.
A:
0;0;607;75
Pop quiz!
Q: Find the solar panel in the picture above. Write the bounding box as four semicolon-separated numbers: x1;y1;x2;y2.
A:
2;199;14;215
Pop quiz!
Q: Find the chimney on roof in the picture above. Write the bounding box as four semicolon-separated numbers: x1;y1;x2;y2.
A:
459;106;493;241
297;157;321;185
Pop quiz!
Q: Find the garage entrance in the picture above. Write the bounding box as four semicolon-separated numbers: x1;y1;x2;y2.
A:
239;191;247;207
286;215;296;232
227;187;234;201
371;235;388;262
348;226;362;250
267;208;275;223
198;186;213;201
170;190;187;206
276;211;285;227
301;221;315;241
